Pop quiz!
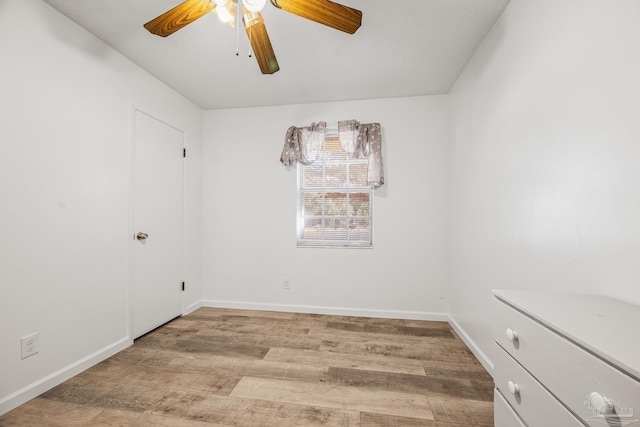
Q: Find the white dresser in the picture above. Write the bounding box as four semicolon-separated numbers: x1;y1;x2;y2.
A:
493;290;640;427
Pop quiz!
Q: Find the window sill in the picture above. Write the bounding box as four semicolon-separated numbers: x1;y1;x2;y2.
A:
296;243;373;249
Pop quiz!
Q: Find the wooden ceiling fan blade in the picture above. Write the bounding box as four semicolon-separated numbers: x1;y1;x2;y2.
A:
144;0;215;37
243;10;280;74
270;0;361;34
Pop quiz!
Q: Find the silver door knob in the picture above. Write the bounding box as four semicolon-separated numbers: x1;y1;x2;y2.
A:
136;232;149;241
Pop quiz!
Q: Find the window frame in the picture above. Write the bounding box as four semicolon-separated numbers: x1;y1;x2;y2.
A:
296;128;373;248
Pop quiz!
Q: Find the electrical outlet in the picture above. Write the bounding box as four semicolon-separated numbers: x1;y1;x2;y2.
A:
283;278;291;290
21;332;39;359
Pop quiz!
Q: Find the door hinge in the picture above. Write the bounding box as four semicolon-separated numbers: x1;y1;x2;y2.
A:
183;148;186;158
181;281;185;291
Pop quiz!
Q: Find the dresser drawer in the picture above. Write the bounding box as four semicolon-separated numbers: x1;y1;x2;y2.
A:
494;388;527;427
493;345;584;427
494;297;640;426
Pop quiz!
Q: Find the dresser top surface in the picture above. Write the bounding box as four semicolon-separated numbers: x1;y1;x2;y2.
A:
493;289;640;382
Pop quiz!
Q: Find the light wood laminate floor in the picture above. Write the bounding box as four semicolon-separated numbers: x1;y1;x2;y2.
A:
0;308;494;426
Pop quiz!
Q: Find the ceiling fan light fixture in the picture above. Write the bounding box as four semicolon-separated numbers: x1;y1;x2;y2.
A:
215;0;236;26
143;0;362;74
242;0;266;13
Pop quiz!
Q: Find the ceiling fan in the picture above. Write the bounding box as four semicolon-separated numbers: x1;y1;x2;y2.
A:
144;0;362;75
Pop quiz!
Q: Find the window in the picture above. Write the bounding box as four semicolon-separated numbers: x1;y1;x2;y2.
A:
297;130;373;247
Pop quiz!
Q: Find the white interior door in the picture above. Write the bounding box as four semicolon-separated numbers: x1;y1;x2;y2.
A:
133;110;184;338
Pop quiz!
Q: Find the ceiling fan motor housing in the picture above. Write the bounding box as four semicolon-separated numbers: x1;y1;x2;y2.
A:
242;0;266;13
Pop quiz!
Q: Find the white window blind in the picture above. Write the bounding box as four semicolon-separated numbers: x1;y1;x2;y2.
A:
297;130;373;247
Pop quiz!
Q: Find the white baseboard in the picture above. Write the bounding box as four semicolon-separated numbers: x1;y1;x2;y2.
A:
184;300;203;316
448;314;494;375
0;337;130;416
202;299;449;322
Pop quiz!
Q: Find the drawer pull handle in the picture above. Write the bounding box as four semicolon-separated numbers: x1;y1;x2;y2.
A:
506;328;518;342
588;392;614;415
507;380;520;395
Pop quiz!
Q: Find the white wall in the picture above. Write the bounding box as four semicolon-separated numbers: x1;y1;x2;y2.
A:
203;96;449;319
0;0;202;414
448;0;640;369
6;0;636;414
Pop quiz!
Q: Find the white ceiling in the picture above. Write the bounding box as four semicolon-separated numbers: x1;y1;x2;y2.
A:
42;0;510;110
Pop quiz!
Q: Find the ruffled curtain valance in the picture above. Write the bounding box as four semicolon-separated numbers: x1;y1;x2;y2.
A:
280;121;326;166
280;119;384;189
